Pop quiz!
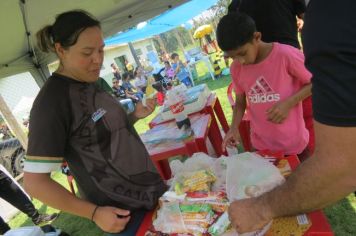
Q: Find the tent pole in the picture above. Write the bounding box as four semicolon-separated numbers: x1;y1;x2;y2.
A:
128;42;141;68
188;30;196;46
0;95;28;150
174;29;187;60
156;35;168;54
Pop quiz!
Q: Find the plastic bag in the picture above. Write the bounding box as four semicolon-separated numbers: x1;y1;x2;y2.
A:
226;152;285;201
153;201;186;234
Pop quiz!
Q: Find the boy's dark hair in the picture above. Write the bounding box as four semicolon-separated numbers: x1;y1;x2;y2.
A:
164;61;171;66
170;53;179;60
216;12;256;51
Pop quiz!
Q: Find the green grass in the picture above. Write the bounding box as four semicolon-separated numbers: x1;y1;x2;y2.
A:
8;75;356;236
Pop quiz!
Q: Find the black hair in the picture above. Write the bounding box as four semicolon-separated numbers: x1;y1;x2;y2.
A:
216;12;256;51
170;53;179;60
122;72;130;80
152;82;163;92
227;0;240;14
37;10;100;53
164;61;171;66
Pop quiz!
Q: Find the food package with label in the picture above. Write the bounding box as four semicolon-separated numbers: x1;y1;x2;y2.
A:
174;169;217;195
159;84;211;121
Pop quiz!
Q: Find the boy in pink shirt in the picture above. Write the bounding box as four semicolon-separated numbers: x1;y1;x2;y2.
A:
217;12;312;155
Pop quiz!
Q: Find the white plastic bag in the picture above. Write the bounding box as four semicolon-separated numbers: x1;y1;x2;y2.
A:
226;152;285;201
153;201;186;234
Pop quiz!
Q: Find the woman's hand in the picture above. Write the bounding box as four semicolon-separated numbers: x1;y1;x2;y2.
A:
133;98;156;119
93;206;131;233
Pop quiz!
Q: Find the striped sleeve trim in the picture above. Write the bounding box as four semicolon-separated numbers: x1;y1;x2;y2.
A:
26;156;63;163
24;156;64;173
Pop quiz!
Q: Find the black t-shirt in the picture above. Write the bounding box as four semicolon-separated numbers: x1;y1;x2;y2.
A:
112;86;126;99
303;0;356;126
235;0;305;49
27;73;166;210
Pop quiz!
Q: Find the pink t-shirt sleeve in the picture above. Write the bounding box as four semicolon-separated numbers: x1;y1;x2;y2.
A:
285;46;312;85
230;61;245;94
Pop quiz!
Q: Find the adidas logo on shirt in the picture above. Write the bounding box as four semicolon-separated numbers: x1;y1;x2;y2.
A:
248;76;280;104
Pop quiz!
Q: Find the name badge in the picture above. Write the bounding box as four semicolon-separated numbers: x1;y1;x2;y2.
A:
92;108;107;122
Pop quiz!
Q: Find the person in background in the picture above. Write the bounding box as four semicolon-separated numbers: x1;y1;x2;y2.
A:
111;78;127;100
121;72;143;101
24;10;166;235
133;66;147;93
218;13;311;159
111;78;136;114
124;60;134;78
228;0;305;50
220;0;356;233
151;82;165;106
110;63;121;81
163;61;175;81
0;169;58;234
170;53;192;87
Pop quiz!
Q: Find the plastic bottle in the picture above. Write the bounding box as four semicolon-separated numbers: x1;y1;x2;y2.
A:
166;89;191;129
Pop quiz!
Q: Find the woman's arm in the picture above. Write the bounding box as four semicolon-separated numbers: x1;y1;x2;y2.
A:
24;171;131;233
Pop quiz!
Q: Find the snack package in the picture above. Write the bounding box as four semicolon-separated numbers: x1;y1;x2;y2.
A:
208;211;231;236
174;170;217;194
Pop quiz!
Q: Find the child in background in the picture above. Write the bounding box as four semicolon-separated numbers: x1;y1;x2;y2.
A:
171;53;192;87
133;66;147;93
217;12;312;156
152;82;165;106
164;61;175;80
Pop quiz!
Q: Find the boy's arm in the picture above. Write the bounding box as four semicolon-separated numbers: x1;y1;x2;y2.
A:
231;93;247;129
266;83;311;123
222;93;246;151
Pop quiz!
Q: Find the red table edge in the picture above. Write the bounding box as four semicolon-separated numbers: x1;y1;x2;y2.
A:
136;210;154;236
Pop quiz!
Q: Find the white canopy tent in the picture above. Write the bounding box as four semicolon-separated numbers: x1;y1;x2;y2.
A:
0;0;188;87
0;0;188;148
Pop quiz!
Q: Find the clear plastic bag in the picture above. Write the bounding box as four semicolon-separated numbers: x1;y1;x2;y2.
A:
153;201;186;234
225;152;285;201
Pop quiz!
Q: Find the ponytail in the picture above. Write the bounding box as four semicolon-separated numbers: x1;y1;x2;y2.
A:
36;25;54;53
35;10;100;54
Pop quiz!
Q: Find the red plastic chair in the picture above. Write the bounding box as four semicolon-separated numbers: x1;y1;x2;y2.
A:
227;83;252;151
302;97;315;157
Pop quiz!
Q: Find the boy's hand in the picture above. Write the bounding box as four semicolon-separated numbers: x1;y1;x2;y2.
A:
222;128;241;151
93;206;131;233
266;100;292;124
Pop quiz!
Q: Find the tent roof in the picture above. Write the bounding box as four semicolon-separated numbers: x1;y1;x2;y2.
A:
0;0;188;80
105;0;218;46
